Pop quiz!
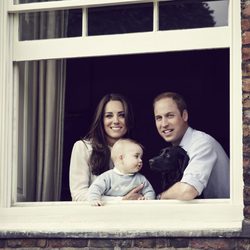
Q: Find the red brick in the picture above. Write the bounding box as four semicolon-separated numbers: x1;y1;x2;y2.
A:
134;238;156;248
48;239;88;248
238;239;250;249
0;240;6;248
243;78;250;92
243;124;250;137
244;185;250;202
7;239;47;248
243;93;250;108
169;238;189;248
243;157;250;170
242;19;250;31
243;4;250;17
242;48;250;61
243;142;250;154
244;205;250;219
243;110;250;124
190;238;236;250
243;32;250;45
88;239;116;248
155;238;170;248
242;63;250;77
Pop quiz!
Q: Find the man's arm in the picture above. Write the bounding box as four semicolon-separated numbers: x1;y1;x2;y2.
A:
159;182;199;201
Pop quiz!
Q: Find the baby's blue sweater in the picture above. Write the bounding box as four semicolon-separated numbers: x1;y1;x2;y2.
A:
87;168;155;201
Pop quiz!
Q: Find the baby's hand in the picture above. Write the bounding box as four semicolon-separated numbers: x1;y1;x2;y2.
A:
138;196;145;200
89;200;104;206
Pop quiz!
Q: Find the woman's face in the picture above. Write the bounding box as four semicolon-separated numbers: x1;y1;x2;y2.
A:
103;100;128;146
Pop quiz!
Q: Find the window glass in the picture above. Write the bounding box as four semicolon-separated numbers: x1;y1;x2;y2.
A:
16;49;229;202
14;0;62;4
17;60;66;202
88;3;153;36
159;0;229;30
19;9;82;41
17;1;228;41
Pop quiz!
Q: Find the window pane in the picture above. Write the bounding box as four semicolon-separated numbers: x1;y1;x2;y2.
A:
62;49;229;200
14;0;63;4
88;3;153;36
67;9;82;38
17;60;66;202
159;0;229;30
19;9;82;41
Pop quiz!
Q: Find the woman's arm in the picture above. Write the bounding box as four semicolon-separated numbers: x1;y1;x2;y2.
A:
69;140;92;201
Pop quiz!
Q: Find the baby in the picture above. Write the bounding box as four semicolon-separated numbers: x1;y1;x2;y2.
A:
87;138;155;206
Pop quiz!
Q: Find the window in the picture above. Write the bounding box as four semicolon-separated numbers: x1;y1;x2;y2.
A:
0;0;244;236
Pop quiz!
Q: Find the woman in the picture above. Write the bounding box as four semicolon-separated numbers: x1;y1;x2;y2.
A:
69;93;143;201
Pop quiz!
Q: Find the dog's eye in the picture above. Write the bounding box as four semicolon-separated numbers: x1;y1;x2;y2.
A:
160;148;168;153
160;150;165;155
164;153;171;158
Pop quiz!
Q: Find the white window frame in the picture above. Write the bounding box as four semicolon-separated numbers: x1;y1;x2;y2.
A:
0;0;244;236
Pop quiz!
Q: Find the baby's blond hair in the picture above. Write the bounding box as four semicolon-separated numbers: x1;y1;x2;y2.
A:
111;138;143;162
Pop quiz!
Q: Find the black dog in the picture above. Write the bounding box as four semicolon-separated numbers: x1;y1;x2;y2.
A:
149;146;189;192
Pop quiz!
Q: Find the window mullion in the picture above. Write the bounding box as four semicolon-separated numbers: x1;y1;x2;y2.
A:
230;0;243;206
82;8;88;37
13;27;230;62
8;0;155;13
0;1;14;208
153;0;158;32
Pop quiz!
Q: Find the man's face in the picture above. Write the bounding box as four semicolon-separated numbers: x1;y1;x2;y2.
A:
154;97;188;146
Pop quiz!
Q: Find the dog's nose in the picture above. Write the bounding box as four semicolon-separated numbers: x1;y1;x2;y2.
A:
149;159;154;167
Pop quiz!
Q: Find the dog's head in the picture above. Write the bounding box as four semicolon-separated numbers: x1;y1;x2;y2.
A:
149;146;189;173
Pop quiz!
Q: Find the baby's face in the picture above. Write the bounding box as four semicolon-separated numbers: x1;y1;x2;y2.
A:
121;143;143;174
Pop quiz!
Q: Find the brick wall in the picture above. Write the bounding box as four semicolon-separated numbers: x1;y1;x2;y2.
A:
0;238;250;249
0;2;249;250
242;0;250;234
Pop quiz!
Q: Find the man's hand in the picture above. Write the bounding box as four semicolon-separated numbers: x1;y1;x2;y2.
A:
122;184;144;200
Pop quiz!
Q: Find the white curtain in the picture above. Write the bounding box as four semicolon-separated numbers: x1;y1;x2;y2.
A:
18;9;68;201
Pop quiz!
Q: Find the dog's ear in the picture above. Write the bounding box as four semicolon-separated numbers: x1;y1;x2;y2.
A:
175;146;189;172
174;146;187;155
160;147;171;155
181;154;189;170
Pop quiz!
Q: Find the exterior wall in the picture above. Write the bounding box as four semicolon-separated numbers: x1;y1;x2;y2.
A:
0;1;249;249
0;238;250;249
242;0;250;236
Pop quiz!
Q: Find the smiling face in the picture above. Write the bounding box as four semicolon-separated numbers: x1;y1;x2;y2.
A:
120;143;143;174
154;97;188;146
103;100;128;146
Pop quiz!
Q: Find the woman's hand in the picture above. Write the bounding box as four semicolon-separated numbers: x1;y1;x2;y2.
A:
122;184;144;200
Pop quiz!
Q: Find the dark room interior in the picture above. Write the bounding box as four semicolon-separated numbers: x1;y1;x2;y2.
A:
61;48;229;200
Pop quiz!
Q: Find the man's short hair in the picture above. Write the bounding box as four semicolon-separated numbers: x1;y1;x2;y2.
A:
153;92;187;115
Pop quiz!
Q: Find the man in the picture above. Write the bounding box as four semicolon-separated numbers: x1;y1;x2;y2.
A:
153;92;229;200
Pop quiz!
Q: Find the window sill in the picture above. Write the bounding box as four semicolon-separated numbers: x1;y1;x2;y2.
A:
0;200;243;238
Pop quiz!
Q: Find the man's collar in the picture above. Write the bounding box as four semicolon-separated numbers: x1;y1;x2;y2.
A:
179;126;193;149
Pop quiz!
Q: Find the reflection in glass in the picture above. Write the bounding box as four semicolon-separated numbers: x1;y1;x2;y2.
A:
67;9;82;37
19;10;67;40
88;3;153;36
159;0;228;30
15;0;62;4
19;9;82;41
17;60;66;202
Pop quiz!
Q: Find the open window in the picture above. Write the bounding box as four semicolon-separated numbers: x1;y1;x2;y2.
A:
0;0;244;237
